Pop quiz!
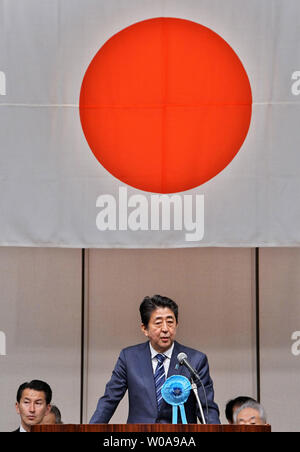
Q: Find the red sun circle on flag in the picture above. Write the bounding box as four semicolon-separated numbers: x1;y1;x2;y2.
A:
80;17;252;194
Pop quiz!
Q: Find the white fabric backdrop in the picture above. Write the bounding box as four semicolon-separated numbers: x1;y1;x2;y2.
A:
0;0;300;247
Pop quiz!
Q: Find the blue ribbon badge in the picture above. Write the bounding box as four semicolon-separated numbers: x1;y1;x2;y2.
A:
161;375;192;424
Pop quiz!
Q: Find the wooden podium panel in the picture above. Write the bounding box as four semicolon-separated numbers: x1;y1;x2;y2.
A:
32;424;271;432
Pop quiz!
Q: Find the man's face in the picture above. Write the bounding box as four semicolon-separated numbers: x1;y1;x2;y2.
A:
141;307;178;353
236;407;265;425
16;388;51;431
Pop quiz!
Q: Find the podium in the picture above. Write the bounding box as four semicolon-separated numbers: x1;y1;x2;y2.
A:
32;424;271;432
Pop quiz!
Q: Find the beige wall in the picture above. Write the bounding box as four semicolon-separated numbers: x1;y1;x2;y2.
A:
85;248;256;425
0;247;299;431
0;248;82;432
260;248;300;432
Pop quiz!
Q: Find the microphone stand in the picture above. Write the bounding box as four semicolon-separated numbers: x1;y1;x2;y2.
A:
190;377;206;425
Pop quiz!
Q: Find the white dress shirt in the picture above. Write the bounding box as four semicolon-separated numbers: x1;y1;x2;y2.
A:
149;342;174;377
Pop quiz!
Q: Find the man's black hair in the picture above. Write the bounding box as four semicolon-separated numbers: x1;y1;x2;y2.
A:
16;380;52;405
139;295;178;327
225;396;256;423
49;405;63;424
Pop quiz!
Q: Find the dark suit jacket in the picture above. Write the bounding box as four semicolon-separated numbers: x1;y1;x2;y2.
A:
90;341;220;424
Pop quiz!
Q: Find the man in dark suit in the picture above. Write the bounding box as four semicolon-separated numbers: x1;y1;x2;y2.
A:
13;380;52;432
90;295;220;424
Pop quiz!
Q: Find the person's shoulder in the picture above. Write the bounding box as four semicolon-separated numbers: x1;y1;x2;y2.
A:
120;342;149;355
11;427;20;432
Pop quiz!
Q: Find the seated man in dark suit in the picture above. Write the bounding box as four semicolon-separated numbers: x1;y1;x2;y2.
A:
13;380;52;432
90;295;220;424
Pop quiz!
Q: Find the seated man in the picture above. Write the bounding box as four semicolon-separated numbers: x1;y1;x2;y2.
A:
13;380;52;432
233;400;267;425
42;404;63;425
90;294;220;424
225;396;256;424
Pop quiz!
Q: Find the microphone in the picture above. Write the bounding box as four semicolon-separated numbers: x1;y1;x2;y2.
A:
177;352;209;424
177;352;201;382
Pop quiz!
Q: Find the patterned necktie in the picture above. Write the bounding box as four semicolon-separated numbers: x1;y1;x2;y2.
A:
154;353;166;410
